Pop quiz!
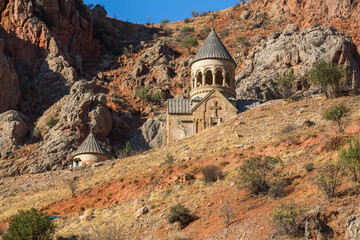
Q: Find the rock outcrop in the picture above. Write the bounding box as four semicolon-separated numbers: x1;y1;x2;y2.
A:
16;52;77;118
130;113;167;150
0;0;100;62
236;25;360;100
22;80;112;173
345;214;360;240
0;110;30;157
0;38;20;113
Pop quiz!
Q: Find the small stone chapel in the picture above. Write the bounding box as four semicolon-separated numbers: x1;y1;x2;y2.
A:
167;29;240;143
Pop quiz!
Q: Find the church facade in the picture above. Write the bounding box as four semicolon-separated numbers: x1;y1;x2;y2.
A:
167;29;239;143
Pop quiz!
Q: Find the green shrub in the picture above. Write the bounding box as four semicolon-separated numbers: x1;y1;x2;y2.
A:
322;104;349;133
181;26;195;33
275;70;297;98
201;165;222;183
316;161;343;199
74;0;91;19
203;27;211;34
308;61;346;98
121;141;131;157
150;91;165;105
164;153;175;164
339;137;360;182
2;208;56;240
238;155;281;194
167;204;192;228
47;118;59;128
236;36;245;42
181;37;198;52
268;179;288;199
93;18;117;48
303;163;315;172
271;200;304;236
135;87;149;101
34;1;54;29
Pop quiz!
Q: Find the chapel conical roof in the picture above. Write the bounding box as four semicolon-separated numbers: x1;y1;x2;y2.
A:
191;29;236;66
72;132;108;158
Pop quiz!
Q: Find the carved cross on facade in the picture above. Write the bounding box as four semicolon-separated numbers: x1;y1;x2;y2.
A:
210;101;221;117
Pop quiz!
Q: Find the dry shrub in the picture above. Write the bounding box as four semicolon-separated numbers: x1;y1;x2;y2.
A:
201;165;222;183
78;222;123;240
322;135;344;152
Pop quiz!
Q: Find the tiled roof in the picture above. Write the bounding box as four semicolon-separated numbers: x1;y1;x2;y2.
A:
167;99;192;114
73;133;108;158
191;29;235;65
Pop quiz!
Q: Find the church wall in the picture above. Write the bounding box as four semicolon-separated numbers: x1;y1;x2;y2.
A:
167;114;194;143
192;92;238;133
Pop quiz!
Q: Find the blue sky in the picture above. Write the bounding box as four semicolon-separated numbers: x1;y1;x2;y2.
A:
84;0;237;24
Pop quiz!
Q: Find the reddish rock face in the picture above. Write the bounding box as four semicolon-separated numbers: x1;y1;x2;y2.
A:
0;0;100;62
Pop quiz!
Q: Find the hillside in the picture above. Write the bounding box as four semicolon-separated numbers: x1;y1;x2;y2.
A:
1;0;360;239
1;95;360;239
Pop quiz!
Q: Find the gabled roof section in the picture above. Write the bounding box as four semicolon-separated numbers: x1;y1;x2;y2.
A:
191;89;238;113
191;29;236;66
167;99;192;114
73;133;109;158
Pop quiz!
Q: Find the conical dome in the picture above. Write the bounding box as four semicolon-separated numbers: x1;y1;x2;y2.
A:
191;29;235;66
72;133;108;158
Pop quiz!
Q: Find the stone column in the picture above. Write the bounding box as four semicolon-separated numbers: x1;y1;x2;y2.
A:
194;77;197;88
212;73;216;85
202;73;205;85
222;74;226;86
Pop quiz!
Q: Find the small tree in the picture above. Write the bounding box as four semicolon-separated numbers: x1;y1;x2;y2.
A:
65;177;78;197
275;70;297;99
322;104;349;133
181;37;198;53
167;204;192;228
339;138;360;182
308;61;345;98
271;200;304;236
135;87;149;101
160;18;170;31
201;165;222;183
316;161;342;199
239;155;281;194
191;10;199;17
219;200;235;228
2;208;56;240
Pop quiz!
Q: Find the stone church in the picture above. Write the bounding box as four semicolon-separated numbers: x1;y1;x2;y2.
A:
167;29;240;142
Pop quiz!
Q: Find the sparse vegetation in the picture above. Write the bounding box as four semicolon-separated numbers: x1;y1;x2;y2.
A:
181;37;198;53
93;18;117;48
303;162;315;172
203;27;211;34
121;141;131;157
78;222;123;240
160;18;170;30
322;103;349;133
271;200;304;236
182;26;195;34
268;179;288;199
236;36;245;42
150;91;165;105
275;70;297;99
238;156;281;194
167;204;192;228
46;118;59;128
2;208;56;240
135;87;149;101
316;161;343;199
339;137;360;182
201;165;222;183
308;61;346;98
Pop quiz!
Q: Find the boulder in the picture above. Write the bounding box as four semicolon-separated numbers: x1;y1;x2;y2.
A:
345;214;360;240
236;25;360;101
134;207;149;218
241;10;250;20
0;110;30;157
129;113;167;150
